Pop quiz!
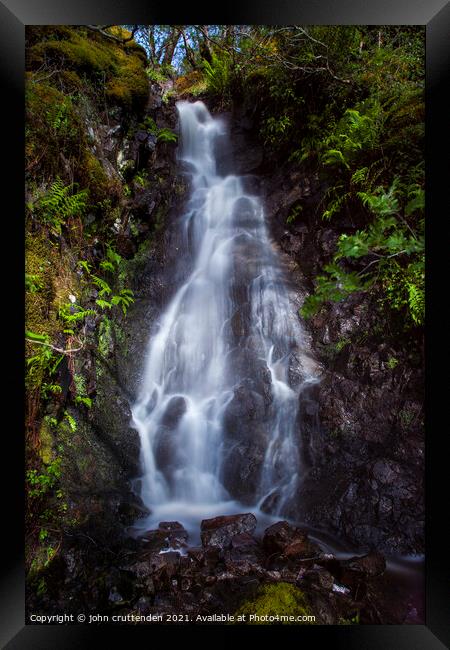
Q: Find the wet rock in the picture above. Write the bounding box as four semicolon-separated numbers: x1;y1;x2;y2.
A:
187;546;221;570
298;567;335;591
146;550;181;577
161;396;187;427
136;596;151;614
283;537;322;560
281;232;302;255
341;552;386;579
231;532;259;554
127;560;153;579
200;513;257;549
262;520;318;557
108;586;124;604
230;309;249;337
139;529;168;551
158;521;189;549
187;547;205;565
221;440;266;502
117;494;150;525
225;532;263;567
153;425;176;470
372;459;401;485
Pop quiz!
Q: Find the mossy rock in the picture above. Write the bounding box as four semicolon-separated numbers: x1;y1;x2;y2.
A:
28;32;116;78
234;582;316;624
78;150;120;206
105;49;149;114
27;26;148;117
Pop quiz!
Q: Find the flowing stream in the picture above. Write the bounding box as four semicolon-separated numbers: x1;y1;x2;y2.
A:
131;100;319;536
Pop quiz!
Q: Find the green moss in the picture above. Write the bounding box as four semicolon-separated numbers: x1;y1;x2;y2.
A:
73;373;87;396
25;233;58;338
39;417;55;465
105;50;149;113
97;316;112;359
78;151;119;206
28;26;148;115
28;33;116;79
234;582;316;625
175;70;208;97
58;69;83;93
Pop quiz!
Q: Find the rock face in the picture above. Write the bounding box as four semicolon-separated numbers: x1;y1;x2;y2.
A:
53;82;185;545
246;117;425;556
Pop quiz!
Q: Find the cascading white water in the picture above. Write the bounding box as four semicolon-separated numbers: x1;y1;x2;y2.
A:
131;100;318;534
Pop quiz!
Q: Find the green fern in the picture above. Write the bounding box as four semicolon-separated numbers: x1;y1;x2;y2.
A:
407;282;425;325
110;288;134;315
100;260;115;273
157;128;178;143
203;53;231;98
91;275;112;296
96;298;112;310
35;178;88;234
75;396;92;408
64;411;77;432
58;303;96;325
351;167;369;185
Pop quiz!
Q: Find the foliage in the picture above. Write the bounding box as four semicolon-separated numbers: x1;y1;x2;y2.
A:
146;66;168;83
25;273;44;293
75;395;92;408
26;458;62;499
64;411;77;432
30;178;88;235
157;127;178;143
286;203;303;225
26;336;63;391
110;288;135;315
301;179;424;326
25;80;84;179
221;26;425;329
140;116;178;143
203;53;231;102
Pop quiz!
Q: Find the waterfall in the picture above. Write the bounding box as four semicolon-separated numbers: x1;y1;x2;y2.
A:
131;100;319;533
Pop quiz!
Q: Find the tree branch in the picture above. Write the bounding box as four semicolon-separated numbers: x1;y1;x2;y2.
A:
86;25;139;45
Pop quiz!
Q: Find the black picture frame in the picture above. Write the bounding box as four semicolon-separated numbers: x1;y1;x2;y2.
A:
2;1;448;646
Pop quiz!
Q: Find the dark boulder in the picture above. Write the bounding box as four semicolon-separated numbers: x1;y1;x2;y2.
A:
200;513;257;549
262;520;319;559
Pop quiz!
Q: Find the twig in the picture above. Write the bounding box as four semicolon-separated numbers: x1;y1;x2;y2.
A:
25;338;85;355
357;250;407;276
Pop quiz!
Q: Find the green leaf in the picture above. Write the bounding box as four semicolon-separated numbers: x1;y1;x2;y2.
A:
157;128;178;143
405;188;424;216
75;396;92;408
26;330;49;343
78;260;92;274
91;276;112;296
322;149;349;168
100;260;115;273
96;299;112;310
